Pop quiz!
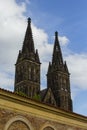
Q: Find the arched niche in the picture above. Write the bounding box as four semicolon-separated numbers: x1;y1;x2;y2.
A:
43;126;54;130
4;116;34;130
8;120;29;130
40;123;56;130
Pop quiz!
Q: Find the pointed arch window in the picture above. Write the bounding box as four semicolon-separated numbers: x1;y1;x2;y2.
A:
33;68;36;81
31;67;34;80
29;67;31;80
36;69;39;82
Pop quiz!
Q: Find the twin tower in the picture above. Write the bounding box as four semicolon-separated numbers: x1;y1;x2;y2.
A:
14;18;73;111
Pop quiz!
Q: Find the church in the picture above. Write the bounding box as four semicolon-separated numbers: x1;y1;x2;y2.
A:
0;18;86;130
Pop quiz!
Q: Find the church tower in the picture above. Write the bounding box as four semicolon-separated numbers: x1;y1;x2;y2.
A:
14;18;41;98
47;32;72;111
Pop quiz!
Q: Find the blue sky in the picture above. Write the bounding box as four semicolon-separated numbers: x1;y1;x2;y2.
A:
25;0;87;53
0;0;87;116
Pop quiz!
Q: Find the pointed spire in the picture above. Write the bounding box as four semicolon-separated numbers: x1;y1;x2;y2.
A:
52;31;63;65
47;62;52;73
64;61;69;73
22;17;35;54
35;49;40;63
16;50;22;64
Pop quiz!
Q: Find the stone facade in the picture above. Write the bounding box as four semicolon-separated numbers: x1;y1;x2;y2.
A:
15;18;40;98
0;107;86;130
0;89;86;130
14;18;72;111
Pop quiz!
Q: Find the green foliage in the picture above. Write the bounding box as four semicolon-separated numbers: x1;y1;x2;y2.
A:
15;91;27;97
33;94;41;101
15;91;41;101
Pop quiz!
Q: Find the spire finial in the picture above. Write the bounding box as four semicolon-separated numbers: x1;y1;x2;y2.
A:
55;31;58;37
28;17;31;24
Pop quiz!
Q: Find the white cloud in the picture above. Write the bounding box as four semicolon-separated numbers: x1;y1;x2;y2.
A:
59;36;69;46
0;72;14;91
0;0;87;100
0;0;26;21
0;0;27;90
0;0;27;65
66;53;87;90
31;24;53;88
32;23;52;60
0;0;52;91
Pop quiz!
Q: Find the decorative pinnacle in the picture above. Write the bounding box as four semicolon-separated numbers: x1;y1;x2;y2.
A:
28;17;31;24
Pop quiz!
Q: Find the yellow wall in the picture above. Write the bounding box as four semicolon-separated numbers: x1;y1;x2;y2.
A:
0;88;87;130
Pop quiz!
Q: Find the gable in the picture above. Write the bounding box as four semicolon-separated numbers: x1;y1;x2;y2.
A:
43;88;57;106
